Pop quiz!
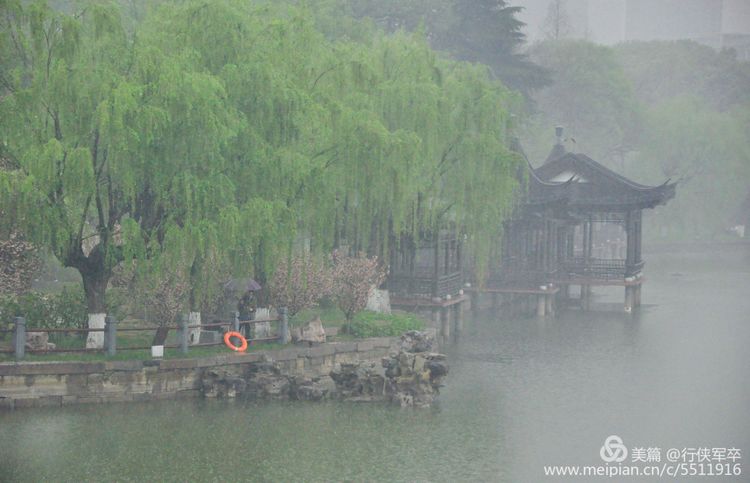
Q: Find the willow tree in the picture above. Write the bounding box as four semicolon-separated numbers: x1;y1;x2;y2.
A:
305;31;524;278
157;2;525;272
0;2;244;340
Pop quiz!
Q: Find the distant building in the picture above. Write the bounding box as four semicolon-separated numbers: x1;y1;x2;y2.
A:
515;0;750;59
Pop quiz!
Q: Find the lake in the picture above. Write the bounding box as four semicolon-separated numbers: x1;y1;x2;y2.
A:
1;245;748;482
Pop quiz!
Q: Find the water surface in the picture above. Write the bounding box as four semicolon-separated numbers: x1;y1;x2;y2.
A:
1;245;748;482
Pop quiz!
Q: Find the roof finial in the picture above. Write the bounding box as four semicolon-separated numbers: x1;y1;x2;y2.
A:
544;126;567;165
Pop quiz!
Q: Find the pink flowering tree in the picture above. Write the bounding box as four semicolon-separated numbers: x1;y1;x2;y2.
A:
141;269;190;345
269;255;333;317
0;232;42;297
331;251;386;324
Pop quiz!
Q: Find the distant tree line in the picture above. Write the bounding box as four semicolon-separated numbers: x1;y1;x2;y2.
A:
522;39;750;240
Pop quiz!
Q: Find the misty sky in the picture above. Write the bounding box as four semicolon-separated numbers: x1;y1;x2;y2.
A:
514;0;750;49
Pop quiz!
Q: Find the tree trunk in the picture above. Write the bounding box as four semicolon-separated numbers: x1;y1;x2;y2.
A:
152;326;169;346
81;268;108;314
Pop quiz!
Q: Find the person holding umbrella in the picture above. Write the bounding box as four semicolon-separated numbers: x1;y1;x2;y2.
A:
224;278;262;337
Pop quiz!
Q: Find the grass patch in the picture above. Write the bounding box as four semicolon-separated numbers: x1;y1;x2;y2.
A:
0;327;284;363
347;310;425;338
291;306;347;327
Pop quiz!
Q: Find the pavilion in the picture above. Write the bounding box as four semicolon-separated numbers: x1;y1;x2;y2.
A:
475;128;676;314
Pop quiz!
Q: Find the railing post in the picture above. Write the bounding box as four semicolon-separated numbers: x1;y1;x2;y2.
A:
105;315;118;357
179;314;189;355
232;311;240;332
278;307;289;344
13;316;26;360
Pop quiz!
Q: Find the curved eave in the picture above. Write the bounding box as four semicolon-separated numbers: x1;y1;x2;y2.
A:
514;140;573;206
567;181;677;211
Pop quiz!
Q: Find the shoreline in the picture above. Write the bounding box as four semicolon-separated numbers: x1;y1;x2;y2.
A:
0;337;396;410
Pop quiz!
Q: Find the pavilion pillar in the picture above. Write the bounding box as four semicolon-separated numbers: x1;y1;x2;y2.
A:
581;284;591;311
453;303;464;337
567;226;575;259
624;285;634;313
635;210;643;265
456;239;462;279
624;210;636;310
431;307;440;329
536;294;546;317
440;307;450;342
433;234;440;298
581;218;593;308
625;210;635;273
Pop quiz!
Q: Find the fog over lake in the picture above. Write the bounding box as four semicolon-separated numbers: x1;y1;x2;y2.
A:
2;245;747;481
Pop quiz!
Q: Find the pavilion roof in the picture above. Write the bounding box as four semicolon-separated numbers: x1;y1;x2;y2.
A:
535;148;676;211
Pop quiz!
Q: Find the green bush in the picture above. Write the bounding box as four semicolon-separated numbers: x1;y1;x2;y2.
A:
0;293;53;330
0;287;87;331
105;286;129;321
50;286;87;329
348;311;425;338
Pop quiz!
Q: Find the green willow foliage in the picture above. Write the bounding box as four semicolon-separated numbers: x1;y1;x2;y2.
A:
0;0;522;314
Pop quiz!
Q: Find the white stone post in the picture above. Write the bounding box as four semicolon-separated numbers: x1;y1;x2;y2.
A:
86;313;106;349
188;311;201;346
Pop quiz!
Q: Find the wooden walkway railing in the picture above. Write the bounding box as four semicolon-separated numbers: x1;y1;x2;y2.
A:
0;308;289;360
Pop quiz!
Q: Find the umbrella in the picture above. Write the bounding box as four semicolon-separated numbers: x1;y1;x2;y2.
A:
224;277;262;292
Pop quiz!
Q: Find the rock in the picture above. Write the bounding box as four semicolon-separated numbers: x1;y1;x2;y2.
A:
398;330;434;353
366;288;391;314
291;316;326;345
383;357;400;378
25;332;54;351
243;362;290;400
330;331;448;407
199;330;448;407
201;369;247;398
426;359;448;380
413;354;426;373
292;375;337;401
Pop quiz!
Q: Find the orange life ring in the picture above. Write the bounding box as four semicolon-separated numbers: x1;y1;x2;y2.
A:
223;331;248;352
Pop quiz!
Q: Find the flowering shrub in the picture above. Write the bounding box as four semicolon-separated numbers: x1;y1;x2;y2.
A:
143;270;189;326
0;232;42;296
269;255;333;317
331;251;386;322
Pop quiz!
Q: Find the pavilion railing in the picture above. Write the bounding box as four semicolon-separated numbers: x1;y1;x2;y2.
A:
486;265;559;288
389;270;463;299
560;258;644;280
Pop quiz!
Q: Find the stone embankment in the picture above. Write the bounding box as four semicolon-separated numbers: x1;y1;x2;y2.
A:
0;331;448;409
202;331;448;407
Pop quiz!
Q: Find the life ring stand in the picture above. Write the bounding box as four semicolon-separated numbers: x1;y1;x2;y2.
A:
223;331;248;352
